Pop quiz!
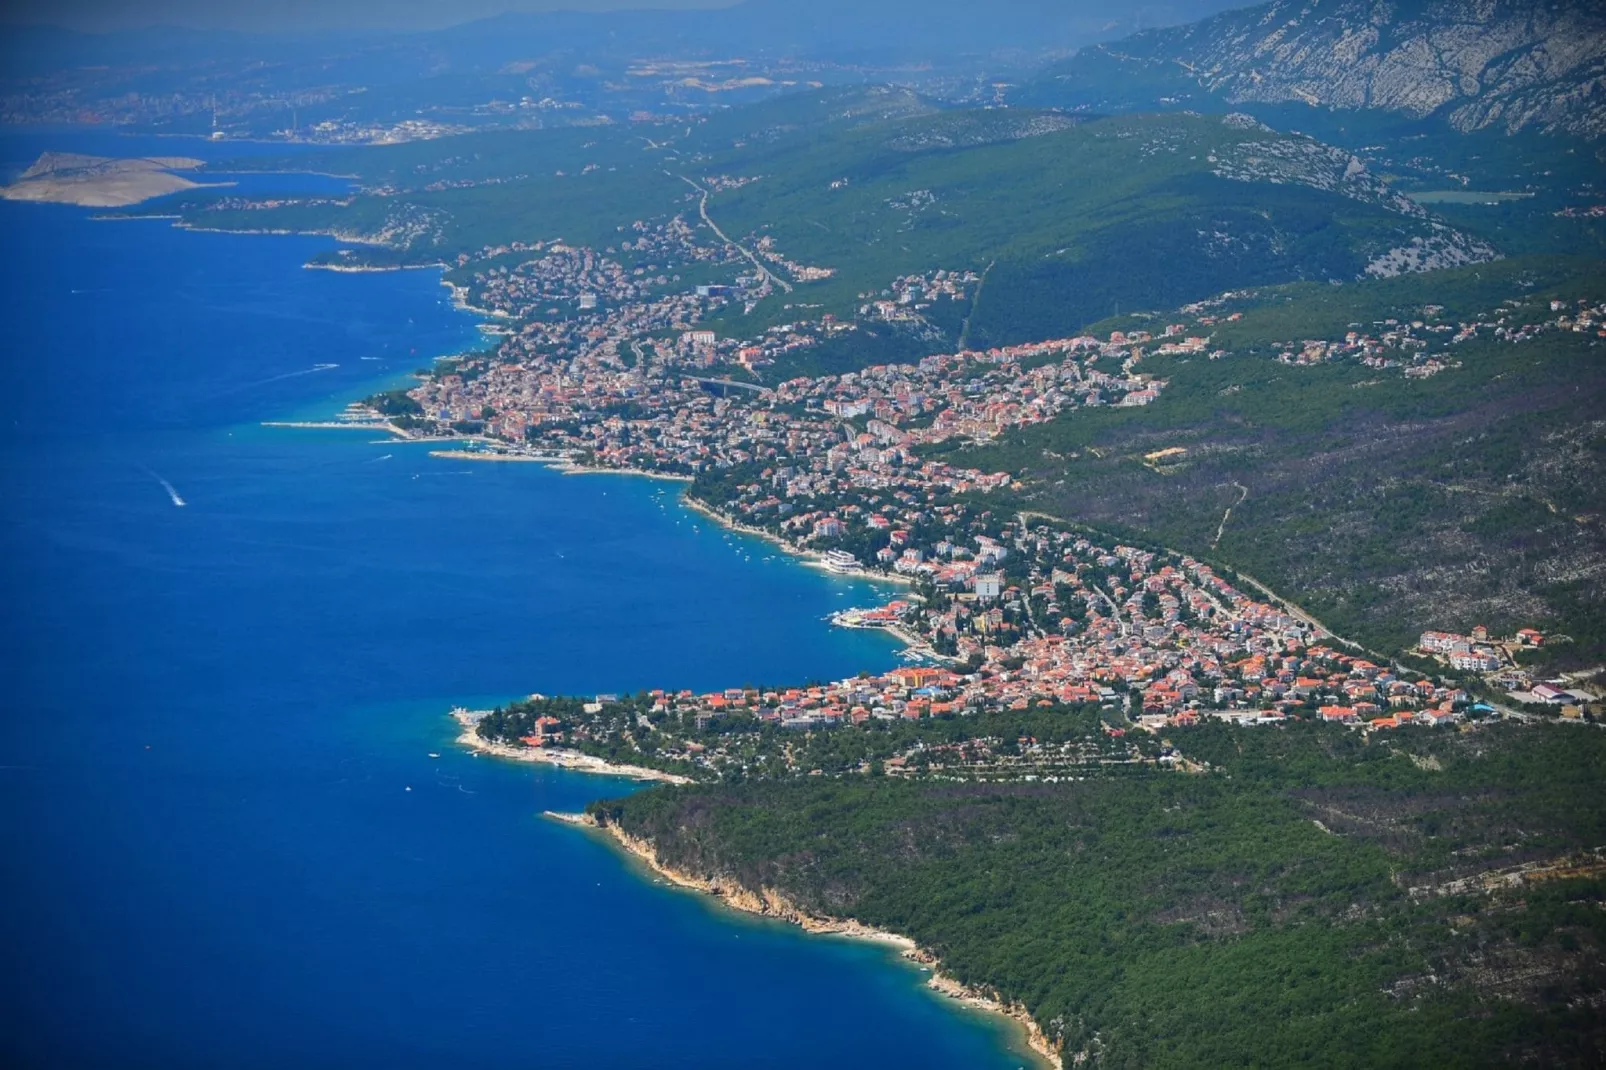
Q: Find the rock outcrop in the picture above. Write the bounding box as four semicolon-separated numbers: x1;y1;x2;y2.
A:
1026;0;1606;140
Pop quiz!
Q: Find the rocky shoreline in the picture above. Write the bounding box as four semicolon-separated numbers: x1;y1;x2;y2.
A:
558;811;1062;1069
452;710;691;785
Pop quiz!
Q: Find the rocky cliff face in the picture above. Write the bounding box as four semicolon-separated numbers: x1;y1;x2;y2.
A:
1027;0;1606;139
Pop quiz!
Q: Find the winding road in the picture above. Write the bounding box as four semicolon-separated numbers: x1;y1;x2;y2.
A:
676;174;792;294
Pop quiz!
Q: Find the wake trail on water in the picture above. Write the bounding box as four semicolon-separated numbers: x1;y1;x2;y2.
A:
194;363;339;401
137;465;186;507
247;363;340;388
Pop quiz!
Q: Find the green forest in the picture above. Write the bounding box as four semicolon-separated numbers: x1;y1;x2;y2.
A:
594;722;1606;1067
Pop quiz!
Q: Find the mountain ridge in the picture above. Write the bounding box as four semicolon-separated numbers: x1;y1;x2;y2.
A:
1022;0;1606;140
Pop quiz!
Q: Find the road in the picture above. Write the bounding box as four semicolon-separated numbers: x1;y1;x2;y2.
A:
1017;511;1128;636
683;375;771;396
1017;508;1347;647
1014;510;1578;726
676;174;792;294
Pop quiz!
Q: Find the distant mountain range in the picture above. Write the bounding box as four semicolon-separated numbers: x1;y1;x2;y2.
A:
0;0;1250;139
2;1;1248;73
4;0;1600;144
1021;0;1606;139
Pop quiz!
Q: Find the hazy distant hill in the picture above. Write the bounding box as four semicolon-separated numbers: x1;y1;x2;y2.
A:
140;85;1499;363
3;0;1250;72
0;0;1253;138
658;0;1252;56
1022;0;1606;140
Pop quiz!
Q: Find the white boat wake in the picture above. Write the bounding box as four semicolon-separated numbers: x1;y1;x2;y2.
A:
252;363;340;387
139;466;186;507
196;363;340;401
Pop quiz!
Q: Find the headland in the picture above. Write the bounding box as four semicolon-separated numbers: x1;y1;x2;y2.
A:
3;152;226;207
452;708;691;784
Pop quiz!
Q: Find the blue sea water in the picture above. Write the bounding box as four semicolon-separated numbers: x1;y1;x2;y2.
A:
0;133;1033;1069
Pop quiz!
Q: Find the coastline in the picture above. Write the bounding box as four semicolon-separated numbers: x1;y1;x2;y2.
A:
441;277;505;320
451;709;692;785
428;449;560;463
90;194;1039;1067
307;261;446;275
423;449;694;485
680;494;915;589
560;813;1062;1070
554;462;694;484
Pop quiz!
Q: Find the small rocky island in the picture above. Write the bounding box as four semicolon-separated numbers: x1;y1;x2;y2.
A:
1;152;216;207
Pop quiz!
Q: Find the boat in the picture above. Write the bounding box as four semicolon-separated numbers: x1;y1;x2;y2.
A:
427;752;441;759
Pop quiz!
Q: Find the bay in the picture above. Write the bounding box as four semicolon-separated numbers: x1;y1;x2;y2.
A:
0;132;1034;1069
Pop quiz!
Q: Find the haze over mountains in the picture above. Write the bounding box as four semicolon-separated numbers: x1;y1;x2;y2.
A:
5;0;1602;147
1023;0;1606;139
5;0;1248;68
0;0;1256;138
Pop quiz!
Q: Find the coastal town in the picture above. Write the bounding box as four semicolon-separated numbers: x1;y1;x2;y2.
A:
294;201;1604;782
463;503;1599;783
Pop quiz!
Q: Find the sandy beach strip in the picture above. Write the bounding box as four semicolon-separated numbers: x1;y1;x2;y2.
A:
679;494;916;587
554;463;694;484
428;449;557;462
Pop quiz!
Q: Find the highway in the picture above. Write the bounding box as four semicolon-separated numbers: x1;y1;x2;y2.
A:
675;174;793;294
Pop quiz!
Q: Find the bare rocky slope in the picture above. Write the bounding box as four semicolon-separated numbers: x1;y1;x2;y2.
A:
1023;0;1606;140
0;152;209;208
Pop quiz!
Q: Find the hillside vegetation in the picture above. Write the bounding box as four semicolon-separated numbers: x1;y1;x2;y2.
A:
953;258;1606;659
173;88;1497;347
161;88;1606;660
596;722;1606;1068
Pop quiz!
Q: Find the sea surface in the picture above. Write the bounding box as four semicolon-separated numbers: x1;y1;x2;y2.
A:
0;132;1033;1069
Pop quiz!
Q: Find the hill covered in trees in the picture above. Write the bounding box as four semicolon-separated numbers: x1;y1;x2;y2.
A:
592;721;1606;1068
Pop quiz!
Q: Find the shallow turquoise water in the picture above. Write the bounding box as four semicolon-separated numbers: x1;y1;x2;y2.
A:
0;132;1033;1069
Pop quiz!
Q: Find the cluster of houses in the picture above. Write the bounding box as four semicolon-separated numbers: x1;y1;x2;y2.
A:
1418;625;1544;673
395;212;1598;778
519;518;1488;780
1252;297;1606;376
407;254;1175;514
